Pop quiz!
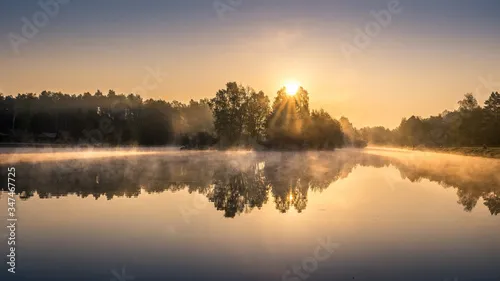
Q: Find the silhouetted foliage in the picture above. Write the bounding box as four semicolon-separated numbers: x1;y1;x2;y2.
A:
0;90;214;146
208;83;346;150
0;82;355;149
305;109;344;149
359;93;500;148
6;85;494;150
209;82;248;147
339;116;367;148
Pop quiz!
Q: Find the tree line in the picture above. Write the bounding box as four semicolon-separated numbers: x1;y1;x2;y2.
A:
209;82;361;149
3;84;495;149
0;90;213;146
358;92;500;147
0;82;365;149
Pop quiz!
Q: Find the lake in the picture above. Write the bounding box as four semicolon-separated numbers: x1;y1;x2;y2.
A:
1;148;499;281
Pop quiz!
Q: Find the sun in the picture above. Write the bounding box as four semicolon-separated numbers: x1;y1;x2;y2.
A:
284;82;300;96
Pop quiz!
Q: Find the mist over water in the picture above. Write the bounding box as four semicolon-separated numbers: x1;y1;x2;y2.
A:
1;148;499;281
1;148;499;214
365;146;500;182
0;147;182;165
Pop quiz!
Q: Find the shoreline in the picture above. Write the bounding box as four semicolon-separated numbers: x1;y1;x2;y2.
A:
1;142;500;159
369;146;500;159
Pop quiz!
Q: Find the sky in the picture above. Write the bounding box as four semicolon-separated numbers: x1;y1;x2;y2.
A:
0;0;499;128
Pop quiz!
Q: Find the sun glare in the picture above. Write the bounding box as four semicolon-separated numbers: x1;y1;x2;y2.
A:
285;82;300;96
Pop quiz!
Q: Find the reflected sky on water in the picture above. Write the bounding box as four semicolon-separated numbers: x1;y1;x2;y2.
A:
1;149;499;281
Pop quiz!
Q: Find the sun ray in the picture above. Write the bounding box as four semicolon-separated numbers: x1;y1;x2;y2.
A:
269;96;289;127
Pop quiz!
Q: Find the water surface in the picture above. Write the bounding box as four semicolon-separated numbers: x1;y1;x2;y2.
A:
1;149;499;281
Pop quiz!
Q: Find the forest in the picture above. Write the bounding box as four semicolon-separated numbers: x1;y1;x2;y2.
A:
359;92;500;148
0;84;498;149
0;82;363;149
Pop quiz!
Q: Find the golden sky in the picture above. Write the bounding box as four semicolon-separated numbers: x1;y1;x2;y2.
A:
1;0;499;128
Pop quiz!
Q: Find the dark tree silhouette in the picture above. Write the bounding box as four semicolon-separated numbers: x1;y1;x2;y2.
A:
358;93;500;148
0;90;214;146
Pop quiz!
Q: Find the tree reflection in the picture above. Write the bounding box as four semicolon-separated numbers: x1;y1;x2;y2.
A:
483;193;500;215
382;154;500;215
1;151;499;217
209;161;269;218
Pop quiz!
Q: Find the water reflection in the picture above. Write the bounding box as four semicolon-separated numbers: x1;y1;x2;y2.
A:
1;150;499;216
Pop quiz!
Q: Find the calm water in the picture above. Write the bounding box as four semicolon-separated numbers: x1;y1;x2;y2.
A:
1;149;499;281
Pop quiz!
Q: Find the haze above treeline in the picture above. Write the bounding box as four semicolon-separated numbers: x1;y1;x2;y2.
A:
0;82;499;149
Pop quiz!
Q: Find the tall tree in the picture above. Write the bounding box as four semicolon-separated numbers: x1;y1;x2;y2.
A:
457;93;483;145
484;92;500;145
458;93;480;112
306;109;344;149
267;87;311;148
243;89;270;141
210;82;246;146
